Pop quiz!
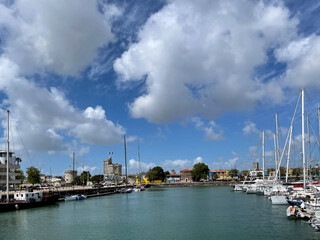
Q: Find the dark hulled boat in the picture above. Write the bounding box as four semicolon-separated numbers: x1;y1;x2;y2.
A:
0;191;59;212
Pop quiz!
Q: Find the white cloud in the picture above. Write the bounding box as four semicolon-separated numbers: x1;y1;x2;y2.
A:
231;151;238;157
210;157;238;170
128;158;156;174
276;35;320;89
163;159;192;172
0;0;118;76
163;156;204;172
192;117;224;141
114;0;297;123
193;156;203;165
77;165;99;175
0;57;126;152
243;121;260;135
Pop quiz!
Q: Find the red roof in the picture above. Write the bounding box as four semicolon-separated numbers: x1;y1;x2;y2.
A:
180;168;192;172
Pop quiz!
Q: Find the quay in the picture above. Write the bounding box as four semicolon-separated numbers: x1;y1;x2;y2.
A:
1;185;131;201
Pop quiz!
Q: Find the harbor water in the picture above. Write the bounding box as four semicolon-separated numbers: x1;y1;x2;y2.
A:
0;186;318;240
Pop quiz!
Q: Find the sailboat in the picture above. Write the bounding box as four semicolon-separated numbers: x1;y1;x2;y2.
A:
134;142;145;192
0;110;59;212
270;90;305;205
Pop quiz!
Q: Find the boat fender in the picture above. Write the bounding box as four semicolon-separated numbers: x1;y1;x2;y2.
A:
15;204;19;210
290;206;294;213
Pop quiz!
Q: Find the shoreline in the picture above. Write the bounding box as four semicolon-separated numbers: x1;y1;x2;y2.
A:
149;181;232;188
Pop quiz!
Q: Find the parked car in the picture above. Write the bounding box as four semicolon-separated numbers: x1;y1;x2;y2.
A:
92;183;103;188
102;181;115;186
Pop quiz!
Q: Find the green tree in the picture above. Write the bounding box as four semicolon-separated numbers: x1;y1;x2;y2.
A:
228;168;239;178
146;166;165;182
213;174;219;181
280;167;286;177
164;171;170;176
15;169;25;185
80;171;91;185
292;168;302;179
192;163;209;182
240;170;249;177
90;174;103;183
26;166;40;185
72;176;81;185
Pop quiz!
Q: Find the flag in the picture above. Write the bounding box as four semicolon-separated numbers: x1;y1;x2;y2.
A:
109;152;113;155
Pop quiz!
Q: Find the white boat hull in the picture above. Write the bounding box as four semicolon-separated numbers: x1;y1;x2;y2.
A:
271;195;288;205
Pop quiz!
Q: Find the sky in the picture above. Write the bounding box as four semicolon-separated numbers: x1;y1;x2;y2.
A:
0;0;320;176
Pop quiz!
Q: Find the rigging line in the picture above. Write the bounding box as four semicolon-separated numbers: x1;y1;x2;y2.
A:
244;133;262;179
310;123;320;149
9;111;33;165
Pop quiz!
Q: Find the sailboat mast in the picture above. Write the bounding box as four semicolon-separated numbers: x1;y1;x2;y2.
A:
262;131;265;181
6;110;9;202
301;89;306;191
318;107;320;145
273;133;277;181
307;115;312;182
73;152;75;190
286;125;293;183
138;142;141;183
124;135;127;185
275;113;280;180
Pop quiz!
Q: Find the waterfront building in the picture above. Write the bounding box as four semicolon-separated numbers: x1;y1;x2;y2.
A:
64;170;77;184
0;150;22;190
211;170;232;180
103;157;122;182
166;170;181;183
180;168;193;182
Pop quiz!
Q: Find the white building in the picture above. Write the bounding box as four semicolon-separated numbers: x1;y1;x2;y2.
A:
0;150;22;190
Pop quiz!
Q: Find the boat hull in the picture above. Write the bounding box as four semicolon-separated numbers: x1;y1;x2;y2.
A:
271;195;288;205
0;195;59;212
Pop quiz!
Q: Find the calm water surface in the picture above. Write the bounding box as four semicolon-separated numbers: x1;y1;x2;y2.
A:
0;187;318;240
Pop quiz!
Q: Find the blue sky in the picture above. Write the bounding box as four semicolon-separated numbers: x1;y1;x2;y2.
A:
0;0;320;176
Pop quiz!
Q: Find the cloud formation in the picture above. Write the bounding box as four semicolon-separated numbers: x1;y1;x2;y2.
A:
114;0;298;123
0;0;117;76
128;158;156;174
0;57;125;152
192;117;224;141
276;35;320;89
243;121;260;135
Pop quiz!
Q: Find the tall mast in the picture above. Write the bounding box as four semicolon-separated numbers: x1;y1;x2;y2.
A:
73;152;75;190
301;89;306;191
318;107;320;147
6;110;9;202
124;135;127;185
138;142;141;183
307;115;312;182
273;133;277;181
286;125;293;183
275;113;280;180
262;131;265;181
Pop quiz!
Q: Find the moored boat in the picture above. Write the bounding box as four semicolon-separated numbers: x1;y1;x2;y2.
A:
65;194;87;201
0;191;59;212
